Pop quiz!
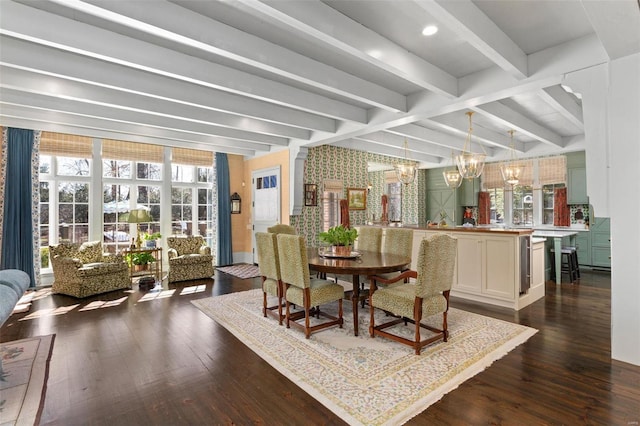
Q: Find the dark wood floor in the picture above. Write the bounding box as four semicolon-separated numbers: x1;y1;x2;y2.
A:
2;269;638;425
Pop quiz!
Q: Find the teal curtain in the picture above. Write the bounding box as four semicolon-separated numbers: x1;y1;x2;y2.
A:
1;128;36;286
216;153;233;266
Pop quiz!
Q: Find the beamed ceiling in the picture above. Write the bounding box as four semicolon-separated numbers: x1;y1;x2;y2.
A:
1;0;639;165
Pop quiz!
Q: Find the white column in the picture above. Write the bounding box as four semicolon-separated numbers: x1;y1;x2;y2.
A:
608;53;640;366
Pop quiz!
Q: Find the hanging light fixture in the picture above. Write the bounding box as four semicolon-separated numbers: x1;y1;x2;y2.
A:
456;111;486;179
500;130;522;187
394;139;417;185
442;150;462;189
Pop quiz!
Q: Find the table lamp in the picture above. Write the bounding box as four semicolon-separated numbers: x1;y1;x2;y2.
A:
127;209;151;248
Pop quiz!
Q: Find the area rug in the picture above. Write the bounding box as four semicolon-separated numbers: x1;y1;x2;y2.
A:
216;264;261;279
0;334;55;426
192;290;537;425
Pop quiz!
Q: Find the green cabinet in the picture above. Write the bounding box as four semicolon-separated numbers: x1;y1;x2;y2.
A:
460;177;479;206
590;217;611;268
573;231;592;266
568;167;588;204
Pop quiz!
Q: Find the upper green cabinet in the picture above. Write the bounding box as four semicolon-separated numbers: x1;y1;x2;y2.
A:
460;177;479;206
568;167;588;204
566;151;588;204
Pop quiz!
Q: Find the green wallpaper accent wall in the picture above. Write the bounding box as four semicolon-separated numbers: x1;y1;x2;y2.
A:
290;145;424;246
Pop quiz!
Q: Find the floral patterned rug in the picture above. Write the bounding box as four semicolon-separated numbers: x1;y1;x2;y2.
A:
192;290;537;425
0;334;55;426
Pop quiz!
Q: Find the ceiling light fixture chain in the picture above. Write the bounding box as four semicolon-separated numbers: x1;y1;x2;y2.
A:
500;129;522;187
456;111;487;179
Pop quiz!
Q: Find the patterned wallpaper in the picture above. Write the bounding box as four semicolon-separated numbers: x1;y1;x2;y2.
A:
290;145;424;246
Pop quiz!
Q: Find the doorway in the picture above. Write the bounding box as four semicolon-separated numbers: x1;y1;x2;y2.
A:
252;166;280;263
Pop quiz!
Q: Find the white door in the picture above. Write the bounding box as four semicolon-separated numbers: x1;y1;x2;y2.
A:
252;166;281;263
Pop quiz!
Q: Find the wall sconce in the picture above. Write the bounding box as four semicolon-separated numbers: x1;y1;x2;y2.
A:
367;182;373;193
230;192;241;214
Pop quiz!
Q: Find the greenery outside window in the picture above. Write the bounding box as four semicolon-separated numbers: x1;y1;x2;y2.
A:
512;186;534;226
488;188;504;224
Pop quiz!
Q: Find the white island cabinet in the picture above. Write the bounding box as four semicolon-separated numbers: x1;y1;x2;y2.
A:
403;227;544;310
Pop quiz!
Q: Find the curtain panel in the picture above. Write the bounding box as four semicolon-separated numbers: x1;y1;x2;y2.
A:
216;153;233;266
478;191;491;225
0;128;40;287
554;187;570;226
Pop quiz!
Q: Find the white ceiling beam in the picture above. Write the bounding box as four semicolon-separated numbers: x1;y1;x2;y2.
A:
0;94;282;150
0;0;367;122
386;123;496;157
0;114;259;156
417;0;528;79
422;115;521;152
538;86;584;130
580;0;640;60
232;0;457;97
355;132;453;159
473;102;564;147
0;36;335;133
69;0;406;112
0;67;298;142
332;139;442;165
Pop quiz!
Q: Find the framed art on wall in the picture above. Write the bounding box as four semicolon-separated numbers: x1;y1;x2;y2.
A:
347;188;366;210
305;184;317;206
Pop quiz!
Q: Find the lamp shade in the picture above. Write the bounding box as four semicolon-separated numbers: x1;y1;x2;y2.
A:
126;209;151;224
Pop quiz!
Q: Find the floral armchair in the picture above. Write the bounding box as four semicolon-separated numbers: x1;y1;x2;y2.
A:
166;236;214;283
49;241;130;298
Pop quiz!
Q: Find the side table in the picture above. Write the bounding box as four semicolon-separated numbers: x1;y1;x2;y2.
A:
122;247;163;288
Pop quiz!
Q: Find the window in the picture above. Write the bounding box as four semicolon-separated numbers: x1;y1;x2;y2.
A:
488;188;504;223
103;183;131;253
512;186;533;226
321;179;343;231
39;132;93;270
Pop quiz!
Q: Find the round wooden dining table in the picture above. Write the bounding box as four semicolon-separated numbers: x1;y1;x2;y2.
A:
307;248;411;336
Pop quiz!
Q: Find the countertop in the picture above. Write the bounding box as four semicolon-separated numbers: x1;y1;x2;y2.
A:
364;224;533;235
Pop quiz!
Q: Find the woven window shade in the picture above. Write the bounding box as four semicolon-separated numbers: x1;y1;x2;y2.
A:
171;147;213;166
384;170;399;184
482;160;534;189
103;139;163;163
481;163;503;190
323;179;343;193
539;156;567;185
40;132;92;158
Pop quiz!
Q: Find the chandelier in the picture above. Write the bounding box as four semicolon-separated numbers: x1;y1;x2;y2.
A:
394;139;417;185
456;111;486;179
442;151;462;189
500;130;522;187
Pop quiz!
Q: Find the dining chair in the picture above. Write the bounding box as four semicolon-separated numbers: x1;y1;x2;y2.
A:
374;227;414;286
368;233;457;355
277;234;344;338
255;232;285;325
267;224;296;235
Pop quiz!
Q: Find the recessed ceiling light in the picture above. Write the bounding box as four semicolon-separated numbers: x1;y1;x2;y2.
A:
368;49;383;59
422;25;438;36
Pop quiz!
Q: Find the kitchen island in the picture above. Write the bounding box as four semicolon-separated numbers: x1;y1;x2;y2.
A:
360;225;545;310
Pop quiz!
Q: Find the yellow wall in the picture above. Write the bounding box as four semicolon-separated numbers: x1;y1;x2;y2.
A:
242;150;290;252
228;154;248;253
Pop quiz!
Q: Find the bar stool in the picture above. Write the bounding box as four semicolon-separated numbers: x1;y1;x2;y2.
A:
550;247;580;283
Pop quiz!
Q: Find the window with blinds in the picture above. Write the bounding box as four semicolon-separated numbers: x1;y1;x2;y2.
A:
322;179;343;231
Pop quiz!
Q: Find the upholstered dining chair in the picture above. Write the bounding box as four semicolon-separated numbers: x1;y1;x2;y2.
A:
374;227;414;286
277;234;344;338
255;232;285;325
368;233;457;355
267;224;296;235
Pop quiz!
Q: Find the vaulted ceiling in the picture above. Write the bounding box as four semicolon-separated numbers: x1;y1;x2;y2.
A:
1;0;639;166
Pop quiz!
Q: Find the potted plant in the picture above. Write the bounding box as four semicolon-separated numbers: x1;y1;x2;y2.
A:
318;225;358;256
125;252;156;272
143;231;162;248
